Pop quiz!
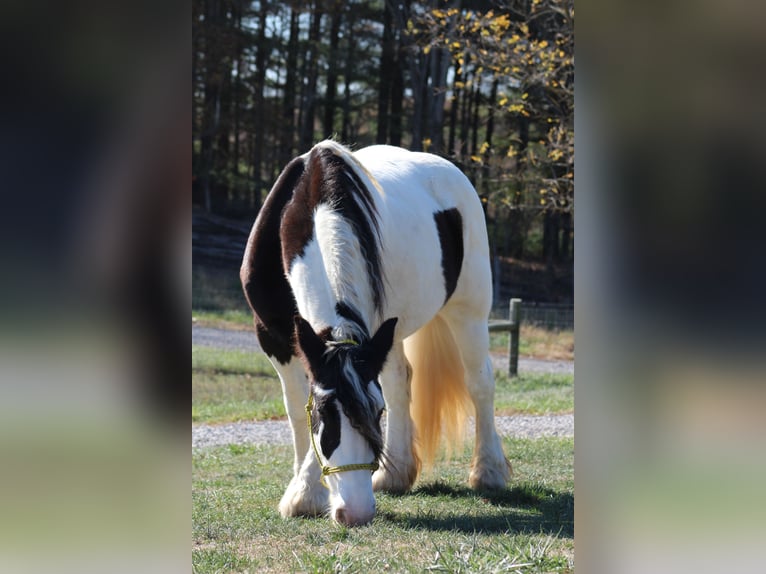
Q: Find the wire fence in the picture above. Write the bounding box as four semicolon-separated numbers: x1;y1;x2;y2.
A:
491;300;574;331
193;271;573;332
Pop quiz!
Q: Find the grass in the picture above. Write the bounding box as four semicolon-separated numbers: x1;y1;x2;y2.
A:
192;346;573;424
192;347;285;423
192;310;574;570
193;437;574;573
490;326;574;361
494;371;573;416
193;309;253;331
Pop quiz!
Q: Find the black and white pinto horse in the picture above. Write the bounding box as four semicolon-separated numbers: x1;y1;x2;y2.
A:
241;140;511;526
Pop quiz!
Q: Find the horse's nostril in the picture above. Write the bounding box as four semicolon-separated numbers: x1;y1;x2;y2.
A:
334;505;374;526
334;507;348;525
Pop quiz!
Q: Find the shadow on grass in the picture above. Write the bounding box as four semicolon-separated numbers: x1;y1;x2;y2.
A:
379;481;573;537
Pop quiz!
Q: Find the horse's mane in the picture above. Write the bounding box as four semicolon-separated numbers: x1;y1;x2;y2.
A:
281;142;387;326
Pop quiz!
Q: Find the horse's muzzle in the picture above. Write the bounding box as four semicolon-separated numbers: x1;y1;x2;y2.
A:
332;504;375;526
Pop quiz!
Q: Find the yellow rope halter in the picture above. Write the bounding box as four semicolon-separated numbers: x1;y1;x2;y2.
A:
306;391;379;489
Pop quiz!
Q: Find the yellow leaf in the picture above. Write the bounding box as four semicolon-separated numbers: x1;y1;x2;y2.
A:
549;149;564;161
424;45;431;55
470;155;483;163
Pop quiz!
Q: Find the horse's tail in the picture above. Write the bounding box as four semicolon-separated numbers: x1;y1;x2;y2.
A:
403;313;471;470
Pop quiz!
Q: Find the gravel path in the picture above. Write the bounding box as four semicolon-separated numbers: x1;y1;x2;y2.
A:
192;324;573;447
193;414;573;449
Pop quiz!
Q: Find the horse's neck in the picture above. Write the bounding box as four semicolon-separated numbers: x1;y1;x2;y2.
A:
291;204;377;335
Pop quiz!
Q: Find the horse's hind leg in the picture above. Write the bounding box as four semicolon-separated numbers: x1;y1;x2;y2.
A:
373;341;419;493
442;312;512;490
268;356;329;517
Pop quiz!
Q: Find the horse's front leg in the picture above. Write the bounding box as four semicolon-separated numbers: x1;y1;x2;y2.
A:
373;342;420;493
271;356;329;517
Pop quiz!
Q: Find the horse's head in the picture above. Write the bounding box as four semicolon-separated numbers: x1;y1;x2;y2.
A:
294;315;397;526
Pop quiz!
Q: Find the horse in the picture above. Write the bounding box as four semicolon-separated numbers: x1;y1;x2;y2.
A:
241;140;511;526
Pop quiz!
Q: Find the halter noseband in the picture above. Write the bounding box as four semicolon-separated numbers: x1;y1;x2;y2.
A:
306;391;379;488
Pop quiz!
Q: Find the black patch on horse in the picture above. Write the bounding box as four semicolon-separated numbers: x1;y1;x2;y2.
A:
281;145;386;314
312;394;341;459
311;347;385;462
240;156;305;364
434;208;464;304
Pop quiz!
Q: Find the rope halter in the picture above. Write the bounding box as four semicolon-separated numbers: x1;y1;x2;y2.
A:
306;391;379;489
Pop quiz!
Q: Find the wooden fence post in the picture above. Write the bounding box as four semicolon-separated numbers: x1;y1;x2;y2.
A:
508;298;521;377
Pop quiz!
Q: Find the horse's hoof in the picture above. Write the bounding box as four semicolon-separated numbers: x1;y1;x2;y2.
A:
372;464;418;494
469;457;512;491
278;478;328;518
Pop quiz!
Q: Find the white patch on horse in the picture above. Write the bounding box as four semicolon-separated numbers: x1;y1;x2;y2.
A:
340;357;375;414
314;204;376;332
287;227;336;331
313;385;335;399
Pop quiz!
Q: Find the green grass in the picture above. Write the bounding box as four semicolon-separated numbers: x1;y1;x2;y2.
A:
192;347;285;423
494;372;574;415
193;309;253;330
193;438;574;573
192;324;574;572
490;327;574;361
192;346;573;424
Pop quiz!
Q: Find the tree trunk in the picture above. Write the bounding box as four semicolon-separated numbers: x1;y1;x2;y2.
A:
447;60;462;156
390;45;404;147
409;52;429;151
470;75;482;156
511;115;529;258
428;47;449;154
376;0;394;144
389;0;410;148
485;78;498;155
560;211;572;260
200;0;224;213
323;1;343;138
251;0;268;213
300;1;323;151
231;2;243;185
281;8;300;167
458;66;471;157
341;12;355;142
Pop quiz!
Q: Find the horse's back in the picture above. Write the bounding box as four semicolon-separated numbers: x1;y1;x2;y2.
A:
355;146;478;208
353;145;492;329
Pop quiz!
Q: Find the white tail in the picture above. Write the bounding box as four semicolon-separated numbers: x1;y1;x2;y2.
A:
403;313;472;470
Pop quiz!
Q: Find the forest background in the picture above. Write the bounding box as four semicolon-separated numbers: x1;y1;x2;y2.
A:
192;0;574;304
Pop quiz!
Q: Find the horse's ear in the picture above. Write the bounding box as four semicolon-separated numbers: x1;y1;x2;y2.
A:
365;317;398;375
294;316;325;374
